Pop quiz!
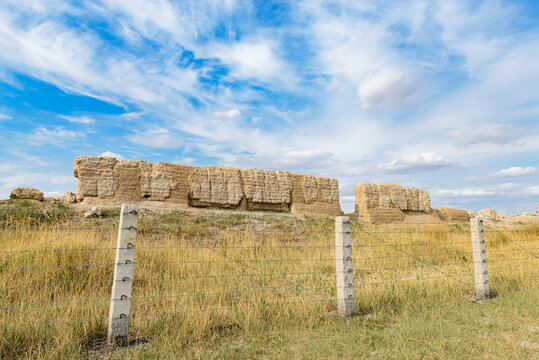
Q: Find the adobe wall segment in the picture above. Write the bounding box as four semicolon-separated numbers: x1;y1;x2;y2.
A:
434;208;470;222
353;182;471;224
73;156;342;216
354;182;432;224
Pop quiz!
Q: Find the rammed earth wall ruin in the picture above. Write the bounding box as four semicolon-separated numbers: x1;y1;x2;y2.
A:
354;182;470;224
73;156;342;216
354;182;432;223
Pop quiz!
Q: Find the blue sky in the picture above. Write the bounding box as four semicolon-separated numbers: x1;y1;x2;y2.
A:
0;0;538;215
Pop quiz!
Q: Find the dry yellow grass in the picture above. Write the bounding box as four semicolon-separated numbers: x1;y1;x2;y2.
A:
0;204;537;359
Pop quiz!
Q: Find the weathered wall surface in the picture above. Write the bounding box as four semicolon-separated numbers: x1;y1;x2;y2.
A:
74;157;196;206
354;182;433;224
289;173;341;216
74;156;342;216
434;208;470;222
478;208;499;222
10;187;44;201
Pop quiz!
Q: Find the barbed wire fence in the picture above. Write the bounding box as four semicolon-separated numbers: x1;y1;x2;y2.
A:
347;216;538;314
0;205;537;357
0;212;118;357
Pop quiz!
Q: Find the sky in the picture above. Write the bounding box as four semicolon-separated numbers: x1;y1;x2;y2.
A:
0;0;538;215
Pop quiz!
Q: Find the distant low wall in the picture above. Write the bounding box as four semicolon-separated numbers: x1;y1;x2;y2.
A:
353;182;471;224
434;208;470;222
73;156;342;216
354;182;432;223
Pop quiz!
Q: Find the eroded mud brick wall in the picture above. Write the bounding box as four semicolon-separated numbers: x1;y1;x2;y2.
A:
74;157;197;206
434;208;470;222
74;156;342;216
290;174;341;216
353;182;432;223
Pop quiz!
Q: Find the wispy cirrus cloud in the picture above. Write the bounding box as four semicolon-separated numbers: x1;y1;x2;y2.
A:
27;127;84;146
129;128;183;149
59;115;95;124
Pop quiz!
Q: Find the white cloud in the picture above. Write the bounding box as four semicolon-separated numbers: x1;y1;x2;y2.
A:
0;6;200;107
302;4;394;81
97;0;241;48
358;68;419;110
433;1;522;75
0;113;12;120
130;128;182;149
212;41;285;80
0;170;76;200
280;150;333;166
526;186;539;195
44;191;61;197
121;111;145;120
49;176;76;185
100;0;183;37
448;123;524;146
59;115;95;124
326;78;350;94
7;153;54;167
213;109;241;118
173;157;197;165
495;182;521;191
334;166;368;177
100;151;124;159
339;195;356;212
0;20;97;90
494;166;536;177
28;127;84;146
0;68;23;89
379;153;454;173
234;149;335;173
436;189;496;197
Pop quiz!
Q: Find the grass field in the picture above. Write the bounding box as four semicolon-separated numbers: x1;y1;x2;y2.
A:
0;200;537;359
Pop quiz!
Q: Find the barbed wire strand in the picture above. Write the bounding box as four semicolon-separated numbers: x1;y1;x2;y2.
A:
0;226;116;232
0;306;108;335
0;262;110;272
4;253;533;273
0;270;338;292
357;229;475;290
0;231;82;261
485;224;539;260
0;247;117;255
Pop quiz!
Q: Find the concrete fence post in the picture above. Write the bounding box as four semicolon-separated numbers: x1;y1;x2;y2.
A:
108;204;138;345
470;217;490;299
335;216;355;316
